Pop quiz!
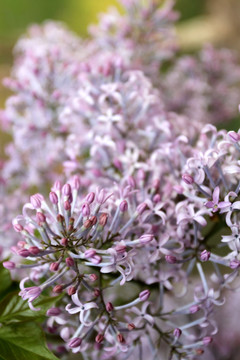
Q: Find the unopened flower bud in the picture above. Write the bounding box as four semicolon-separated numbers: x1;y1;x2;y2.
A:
94;288;101;297
139;234;154;244
64;200;71;211
95;334;104;344
66;257;74;267
68;286;76;295
13;223;23;232
173;328;182;338
120;200;128;212
117;333;125;343
50;262;59;272
72;175;81;190
182;173;194;185
68;337;82;348
57;214;64;223
85;192;95;204
62;184;71;196
82;203;90;217
53;285;63;293
49;192;58;204
127;323;135;330
153;194;161;203
30;194;42;209
91;255;102;264
228;131;240;143
115;243;126;253
61;238;68;246
85;249;96;258
18;249;31;258
139;289;150;301
106;302;114;312
200;250;211;262
46;307;61;316
28;246;40;255
137;203;148;215
165;255;177;264
189;305;200;314
36;212;46;223
99;213;108;227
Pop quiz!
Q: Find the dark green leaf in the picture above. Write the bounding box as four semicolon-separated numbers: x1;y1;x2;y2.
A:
0;291;63;323
0;263;12;295
0;322;59;360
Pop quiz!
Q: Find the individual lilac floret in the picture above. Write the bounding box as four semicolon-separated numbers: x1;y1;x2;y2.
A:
205;187;231;213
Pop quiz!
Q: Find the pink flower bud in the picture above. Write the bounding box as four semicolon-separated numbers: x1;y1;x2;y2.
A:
50;262;59;272
117;334;125;343
165;255;177;264
139;289;150;301
82;203;90;217
137;203;148;215
53;285;63;293
66;257;74;267
3;261;15;269
64;200;71;211
13;224;23;232
189;305;200;314
68;286;76;295
18;249;31;257
153;194;161;203
30;194;42;209
139;234;154;244
72;175;81;190
91;255;102;264
89;274;98;282
61;238;68;246
95;334;104;344
46;307;61;316
94;288;101;297
228;131;240;143
182;173;194;185
99;213;108;227
62;183;71;196
173;328;182;338
68;337;82;348
28;246;40;255
115;243;126;253
128;176;136;188
49;191;58;204
17;241;26;248
84;249;96;258
127;323;135;330
120;200;128;212
200;250;210;262
36;212;46;223
106;302;114;312
52;180;61;191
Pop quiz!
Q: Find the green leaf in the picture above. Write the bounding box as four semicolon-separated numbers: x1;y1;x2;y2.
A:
0;263;12;296
0;322;59;360
0;291;63;323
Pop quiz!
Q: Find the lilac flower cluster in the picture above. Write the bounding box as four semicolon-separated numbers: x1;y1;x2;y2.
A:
1;1;240;359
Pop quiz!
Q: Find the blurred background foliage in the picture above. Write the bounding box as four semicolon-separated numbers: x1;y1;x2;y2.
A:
0;0;239;108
